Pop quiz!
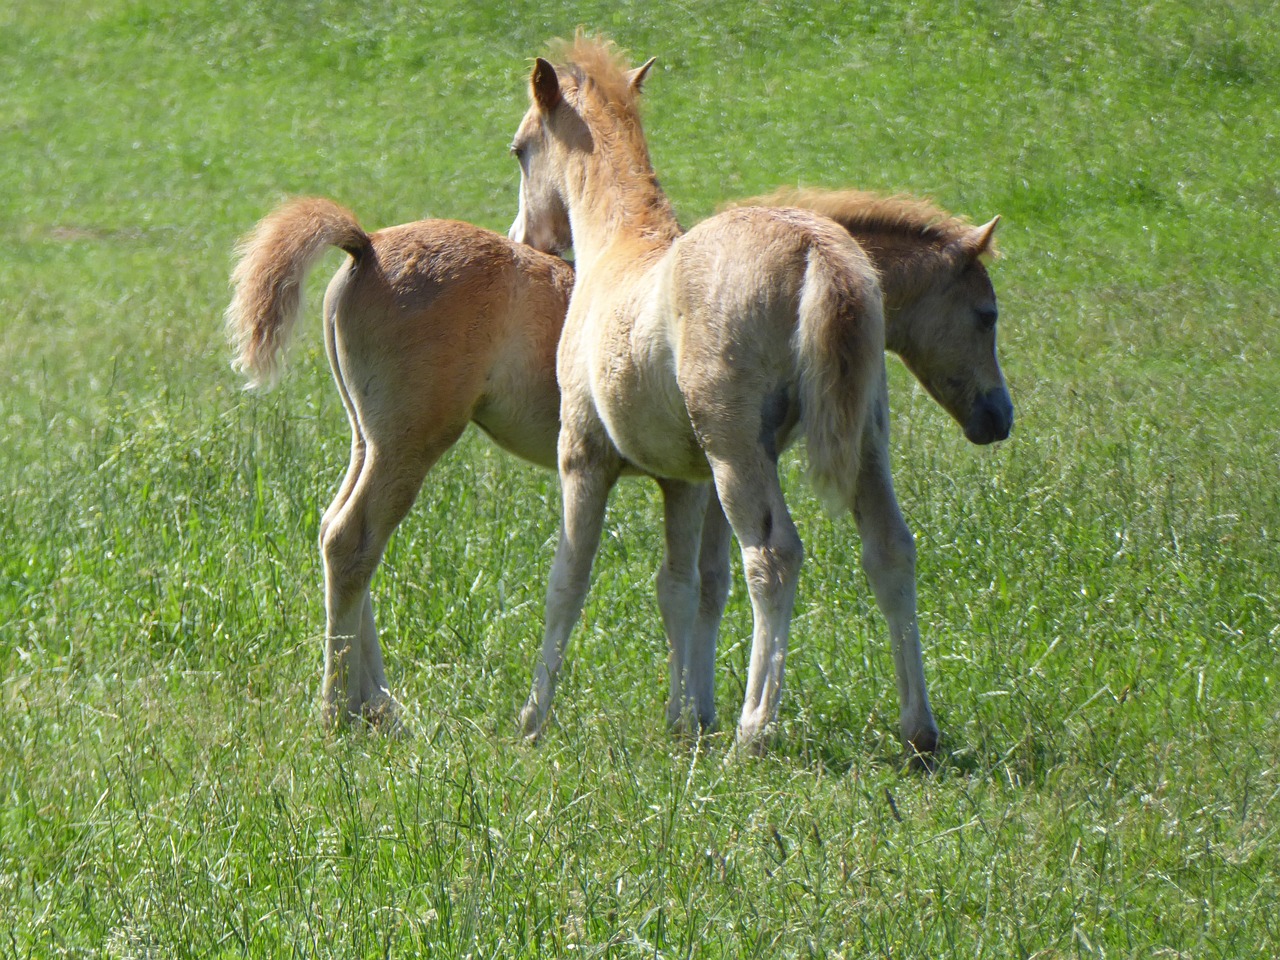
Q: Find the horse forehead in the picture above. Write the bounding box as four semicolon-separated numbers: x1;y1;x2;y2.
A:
514;108;542;142
951;258;997;303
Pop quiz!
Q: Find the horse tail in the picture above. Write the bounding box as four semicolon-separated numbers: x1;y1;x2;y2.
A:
794;237;885;513
225;197;373;390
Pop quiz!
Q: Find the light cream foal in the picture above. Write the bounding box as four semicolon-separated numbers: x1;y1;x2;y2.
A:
508;37;1011;754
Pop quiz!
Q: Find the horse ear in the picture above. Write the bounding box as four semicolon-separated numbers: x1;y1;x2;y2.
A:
531;57;561;113
627;57;657;92
963;216;1001;259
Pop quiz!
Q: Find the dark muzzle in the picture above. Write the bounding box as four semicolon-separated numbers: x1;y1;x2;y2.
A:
964;388;1014;444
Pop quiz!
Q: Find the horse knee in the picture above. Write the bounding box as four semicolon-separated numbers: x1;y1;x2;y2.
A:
657;556;696;589
656;561;699;613
862;522;916;583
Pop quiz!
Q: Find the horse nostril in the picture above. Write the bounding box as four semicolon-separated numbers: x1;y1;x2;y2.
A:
965;389;1013;445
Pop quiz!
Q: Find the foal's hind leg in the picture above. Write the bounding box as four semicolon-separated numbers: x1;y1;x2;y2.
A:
679;490;732;730
706;453;804;750
318;309;378;725
852;380;939;756
656;479;711;733
320;435;459;727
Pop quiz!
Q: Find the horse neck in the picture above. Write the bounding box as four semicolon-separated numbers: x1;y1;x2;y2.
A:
564;131;681;272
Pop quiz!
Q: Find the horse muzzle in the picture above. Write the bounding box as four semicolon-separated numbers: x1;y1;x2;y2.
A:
964;388;1014;444
508;210;532;246
508;210;570;258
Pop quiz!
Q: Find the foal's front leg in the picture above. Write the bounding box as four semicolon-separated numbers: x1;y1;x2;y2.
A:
519;432;621;738
852;384;939;755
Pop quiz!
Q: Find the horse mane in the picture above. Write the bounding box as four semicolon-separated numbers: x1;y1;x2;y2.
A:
733;187;992;254
547;32;643;117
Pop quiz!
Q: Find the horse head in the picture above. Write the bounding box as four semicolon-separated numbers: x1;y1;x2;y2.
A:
507;38;656;258
889;217;1013;445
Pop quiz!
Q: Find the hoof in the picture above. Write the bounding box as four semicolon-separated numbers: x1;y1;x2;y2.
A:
517;701;545;741
904;725;940;770
361;693;405;735
733;719;774;757
666;701;718;739
905;725;939;754
318;692;404;735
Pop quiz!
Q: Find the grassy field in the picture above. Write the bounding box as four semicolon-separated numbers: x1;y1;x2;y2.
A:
2;0;1277;956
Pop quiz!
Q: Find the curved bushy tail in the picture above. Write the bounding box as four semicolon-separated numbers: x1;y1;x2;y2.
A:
225;197;372;389
794;240;886;513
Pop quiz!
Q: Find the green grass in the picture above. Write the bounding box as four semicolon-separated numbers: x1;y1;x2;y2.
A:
2;0;1277;956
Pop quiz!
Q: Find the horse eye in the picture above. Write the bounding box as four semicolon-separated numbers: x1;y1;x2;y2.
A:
977;307;998;331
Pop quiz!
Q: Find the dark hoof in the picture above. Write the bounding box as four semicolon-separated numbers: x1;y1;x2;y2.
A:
905;729;940;771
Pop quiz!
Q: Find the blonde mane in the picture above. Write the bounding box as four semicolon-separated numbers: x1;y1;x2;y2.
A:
547;32;643;118
734;187;992;255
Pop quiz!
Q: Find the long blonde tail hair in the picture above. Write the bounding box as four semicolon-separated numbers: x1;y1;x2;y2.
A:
794;239;885;513
225;197;371;389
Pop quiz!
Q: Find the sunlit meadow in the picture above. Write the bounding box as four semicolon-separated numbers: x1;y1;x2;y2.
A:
1;1;1276;955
